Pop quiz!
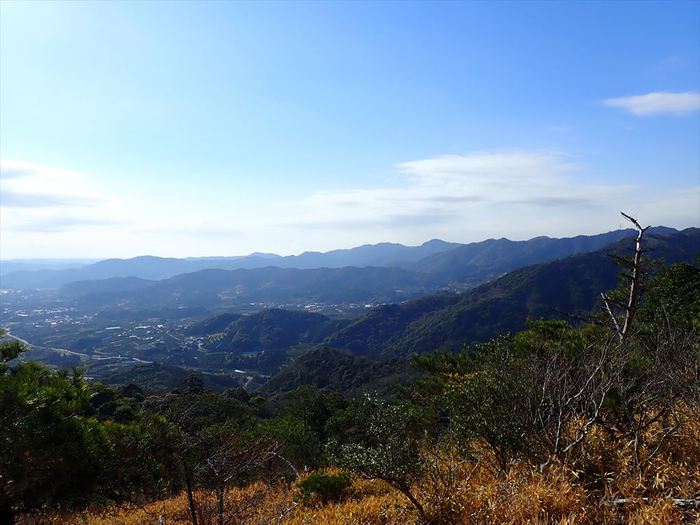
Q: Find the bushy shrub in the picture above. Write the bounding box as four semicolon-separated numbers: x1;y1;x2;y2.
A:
296;472;351;505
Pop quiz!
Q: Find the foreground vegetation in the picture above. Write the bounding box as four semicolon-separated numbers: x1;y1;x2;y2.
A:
2;224;699;524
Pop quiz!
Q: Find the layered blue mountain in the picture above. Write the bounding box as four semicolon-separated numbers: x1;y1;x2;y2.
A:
0;239;461;289
13;227;695;395
61;266;432;309
413;227;678;285
0;229;663;291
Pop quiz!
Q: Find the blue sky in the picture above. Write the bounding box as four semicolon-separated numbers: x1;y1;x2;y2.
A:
1;0;699;258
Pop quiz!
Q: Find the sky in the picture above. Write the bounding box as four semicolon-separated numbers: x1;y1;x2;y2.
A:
1;0;699;259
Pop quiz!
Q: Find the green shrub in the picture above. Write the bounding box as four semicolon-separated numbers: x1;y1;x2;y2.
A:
297;472;351;505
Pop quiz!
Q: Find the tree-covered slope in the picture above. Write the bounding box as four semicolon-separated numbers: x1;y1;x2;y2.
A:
260;346;415;398
412;227;676;285
219;309;332;352
184;312;242;336
321;293;461;356
62;266;433;310
326;228;699;358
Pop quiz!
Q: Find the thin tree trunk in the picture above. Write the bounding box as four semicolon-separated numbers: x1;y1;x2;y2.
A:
184;471;198;525
395;481;427;523
619;212;648;341
217;486;225;525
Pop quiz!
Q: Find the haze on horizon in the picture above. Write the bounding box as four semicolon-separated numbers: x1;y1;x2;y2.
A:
1;0;699;260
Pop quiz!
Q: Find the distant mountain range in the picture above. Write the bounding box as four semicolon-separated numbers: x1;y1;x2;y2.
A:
62;266;433;309
0;259;97;277
323;228;699;358
413;228;678;285
169;227;698;366
0;239;461;289
45;227;698;395
249;227;700;396
0;228;665;291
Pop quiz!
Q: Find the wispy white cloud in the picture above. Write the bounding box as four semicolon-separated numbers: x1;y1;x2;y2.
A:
283;151;623;228
0;160;123;235
275;150;698;243
603;91;700;116
0;160;103;209
0;159;263;257
1;154;697;259
1;190;97;208
11;217;123;233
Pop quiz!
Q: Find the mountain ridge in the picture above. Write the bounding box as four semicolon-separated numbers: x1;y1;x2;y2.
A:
322;227;699;358
1;228;670;290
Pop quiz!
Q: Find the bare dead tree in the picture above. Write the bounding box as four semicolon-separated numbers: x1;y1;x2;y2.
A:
601;212;650;343
530;214;661;470
527;329;623;471
593;213;700;478
193;433;279;525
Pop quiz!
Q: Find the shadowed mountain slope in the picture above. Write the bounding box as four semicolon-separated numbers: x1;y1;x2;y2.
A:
323;228;699;358
414;227;676;286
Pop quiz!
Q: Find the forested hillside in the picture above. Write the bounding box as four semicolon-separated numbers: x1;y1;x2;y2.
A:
412;227;658;284
323;228;699;358
260;346;416;398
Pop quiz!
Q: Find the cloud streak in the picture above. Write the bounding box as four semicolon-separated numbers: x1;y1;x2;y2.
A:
1;190;97;208
11;217;123;233
0;160;103;208
603;91;700;116
284;151;627;229
2;153;697;258
0;160;124;236
276;150;697;243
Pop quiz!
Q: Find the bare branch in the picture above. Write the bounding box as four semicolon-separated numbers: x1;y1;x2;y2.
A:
619;212;649;341
601;293;623;340
620;211;647;232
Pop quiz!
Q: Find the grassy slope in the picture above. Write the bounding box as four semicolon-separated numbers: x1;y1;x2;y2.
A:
63;407;700;525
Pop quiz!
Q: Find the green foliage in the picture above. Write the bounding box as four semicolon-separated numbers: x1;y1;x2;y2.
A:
94;414;180;502
262;386;348;470
640;262;700;330
325;394;431;518
0;329;25;373
1;360;98;511
261;347;415;399
296;472;351;506
97;362;244;393
0;332;179;522
413;335;528;459
327;394;426;485
264;415;321;472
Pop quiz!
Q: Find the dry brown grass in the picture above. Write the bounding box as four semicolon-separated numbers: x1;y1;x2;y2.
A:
56;460;695;525
50;482;293;525
28;405;700;525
